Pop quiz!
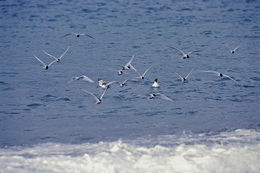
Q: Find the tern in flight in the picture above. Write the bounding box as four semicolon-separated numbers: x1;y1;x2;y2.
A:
175;69;194;82
81;88;108;104
117;55;138;75
33;55;56;70
199;70;239;84
63;32;95;39
169;46;199;59
135;65;153;80
229;45;240;54
42;47;70;62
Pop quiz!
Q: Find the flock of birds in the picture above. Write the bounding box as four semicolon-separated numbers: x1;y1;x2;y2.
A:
33;32;241;104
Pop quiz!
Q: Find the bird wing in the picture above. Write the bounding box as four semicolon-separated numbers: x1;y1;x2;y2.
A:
169;46;186;56
157;93;173;102
222;74;239;85
142;65;153;77
233;45;240;51
106;81;118;87
63;33;72;37
47;59;57;67
42;50;58;60
188;50;200;55
185;69;194;79
81;89;99;102
100;87;108;100
114;64;125;69
58;47;70;60
124;78;139;84
33;55;46;66
81;75;94;83
122;79;129;85
199;70;219;75
129;64;138;72
126;55;135;67
83;33;95;39
175;72;183;80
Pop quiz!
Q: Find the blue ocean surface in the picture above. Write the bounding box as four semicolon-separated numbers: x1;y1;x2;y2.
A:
0;0;260;172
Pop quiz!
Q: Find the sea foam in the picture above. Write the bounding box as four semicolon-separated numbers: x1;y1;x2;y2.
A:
0;129;259;173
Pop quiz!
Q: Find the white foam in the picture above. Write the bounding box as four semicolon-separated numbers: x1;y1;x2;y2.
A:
0;129;260;173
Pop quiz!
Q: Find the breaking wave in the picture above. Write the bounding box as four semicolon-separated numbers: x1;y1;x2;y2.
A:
0;129;260;173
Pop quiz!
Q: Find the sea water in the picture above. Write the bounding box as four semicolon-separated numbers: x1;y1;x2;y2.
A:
0;0;260;172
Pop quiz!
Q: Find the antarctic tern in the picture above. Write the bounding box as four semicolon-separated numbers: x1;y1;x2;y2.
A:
63;32;95;39
42;47;70;62
152;78;159;88
175;69;193;82
199;70;239;84
136;65;152;79
117;55;137;75
33;55;56;70
81;88;107;104
229;45;240;54
169;46;199;59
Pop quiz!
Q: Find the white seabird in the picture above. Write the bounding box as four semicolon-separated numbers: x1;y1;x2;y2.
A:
136;65;153;80
175;69;193;82
169;46;199;59
117;55;138;75
42;47;70;62
152;78;159;88
81;88;107;104
33;55;56;70
199;70;239;84
63;32;95;39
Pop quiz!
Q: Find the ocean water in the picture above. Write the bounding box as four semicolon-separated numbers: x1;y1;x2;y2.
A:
0;0;260;172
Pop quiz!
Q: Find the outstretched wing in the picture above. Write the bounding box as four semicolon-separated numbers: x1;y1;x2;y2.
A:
33;55;46;66
59;47;70;60
83;33;95;39
42;50;58;60
81;89;99;102
185;69;194;79
80;75;94;83
100;87;108;100
222;74;240;85
175;72;183;80
199;70;219;75
169;46;186;56
63;33;72;37
129;64;138;72
187;50;200;55
47;59;57;67
106;81;118;87
233;45;240;51
126;55;135;67
142;65;153;77
157;93;173;102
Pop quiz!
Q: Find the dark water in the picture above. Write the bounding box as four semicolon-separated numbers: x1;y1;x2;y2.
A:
0;0;260;172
